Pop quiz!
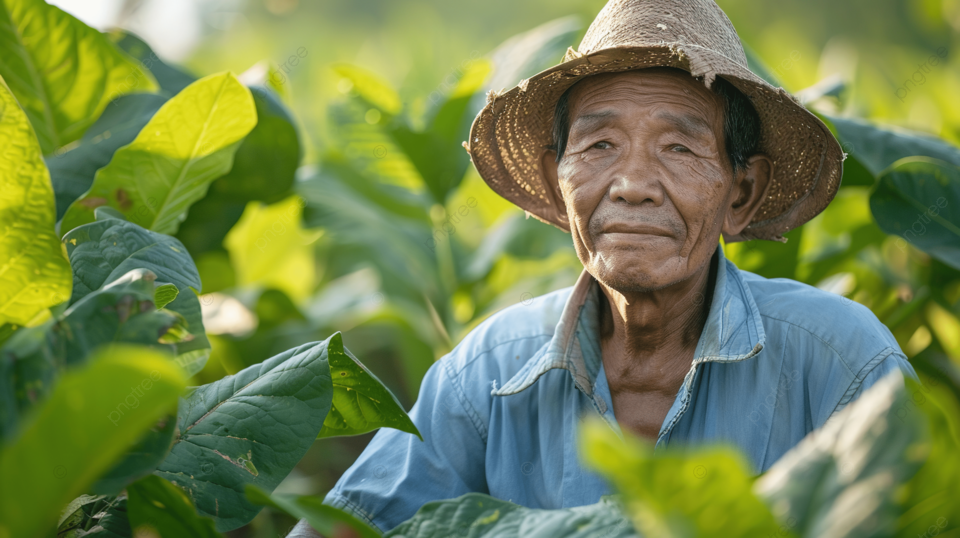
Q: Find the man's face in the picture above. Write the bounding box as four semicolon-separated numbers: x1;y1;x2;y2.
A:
552;68;742;293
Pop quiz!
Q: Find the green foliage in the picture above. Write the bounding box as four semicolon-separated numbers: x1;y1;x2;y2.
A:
126;475;222;538
246;484;380;538
580;419;786;537
319;332;422;439
0;0;157;153
154;337;334;531
64;213;211;376
384;492;638;538
0;78;72;326
60;72;257;235
0;345;186;538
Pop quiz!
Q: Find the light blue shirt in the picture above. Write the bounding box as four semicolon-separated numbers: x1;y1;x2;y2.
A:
322;245;917;533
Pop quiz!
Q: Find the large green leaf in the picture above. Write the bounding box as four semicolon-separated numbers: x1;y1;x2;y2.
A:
0;0;157;153
825;115;960;177
318;332;421;439
109;30;196;96
47;93;168;220
869;157;960;269
0;78;72;325
154;337;336;531
63;213;210;375
127;475;222;538
755;375;930;537
580;418;788;538
60;72;257;235
0;345;186;538
385;493;637;538
245;485;380;538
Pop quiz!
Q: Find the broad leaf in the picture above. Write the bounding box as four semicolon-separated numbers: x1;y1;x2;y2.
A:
755;374;929;536
0;345;186;538
579;418;788;538
110;30;196;96
245;484;380;538
47;93;167;220
60;72;257;235
385;492;637;538
154;338;335;531
57;495;131;538
825;115;960;177
0;0;157;153
127;475;222;538
318;332;421;439
0;78;72;325
869;157;960;269
63;214;210;375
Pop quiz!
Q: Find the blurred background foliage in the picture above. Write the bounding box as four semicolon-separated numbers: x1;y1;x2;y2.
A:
50;0;960;535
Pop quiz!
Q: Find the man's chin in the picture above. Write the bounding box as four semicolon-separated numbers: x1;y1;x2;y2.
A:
590;258;682;294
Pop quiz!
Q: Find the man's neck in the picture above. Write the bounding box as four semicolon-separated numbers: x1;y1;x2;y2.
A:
597;250;717;383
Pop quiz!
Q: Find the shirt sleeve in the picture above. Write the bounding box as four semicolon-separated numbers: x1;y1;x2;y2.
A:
830;349;919;418
321;356;489;533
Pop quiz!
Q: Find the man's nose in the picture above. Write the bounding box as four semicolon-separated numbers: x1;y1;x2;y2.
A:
606;147;665;207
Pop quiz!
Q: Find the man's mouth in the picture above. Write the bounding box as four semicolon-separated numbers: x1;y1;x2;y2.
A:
600;222;675;237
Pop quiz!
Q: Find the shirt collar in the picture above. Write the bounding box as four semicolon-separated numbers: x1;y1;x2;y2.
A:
491;244;766;398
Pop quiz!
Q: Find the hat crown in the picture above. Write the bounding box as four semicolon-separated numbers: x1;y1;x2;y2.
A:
579;0;747;67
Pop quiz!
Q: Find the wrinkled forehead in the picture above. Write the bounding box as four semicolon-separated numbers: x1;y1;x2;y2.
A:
566;68;725;132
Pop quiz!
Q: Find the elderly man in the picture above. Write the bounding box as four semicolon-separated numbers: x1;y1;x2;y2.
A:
291;0;917;535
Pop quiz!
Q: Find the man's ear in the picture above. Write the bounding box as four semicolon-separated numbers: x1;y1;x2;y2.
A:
722;154;773;237
540;149;570;232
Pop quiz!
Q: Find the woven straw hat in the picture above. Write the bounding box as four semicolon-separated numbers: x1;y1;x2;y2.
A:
465;0;844;242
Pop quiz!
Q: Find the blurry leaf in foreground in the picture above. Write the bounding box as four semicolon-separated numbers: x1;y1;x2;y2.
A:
384;492;637;538
245;484;380;538
754;374;929;537
869;157;960;269
0;0;157;153
154;338;335;531
0;78;72;326
90;413;177;496
0;345;185;538
127;475;222;538
60;72;257;235
579;418;787;538
318;332;421;440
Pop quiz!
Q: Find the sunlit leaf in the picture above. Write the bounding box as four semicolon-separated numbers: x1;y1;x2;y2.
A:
0;345;186;538
318;332;420;439
0;79;72;326
0;0;157;153
60;72;257;235
333;64;402;115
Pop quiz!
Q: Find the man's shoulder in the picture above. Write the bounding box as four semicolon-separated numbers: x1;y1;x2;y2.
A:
737;268;902;367
441;286;572;378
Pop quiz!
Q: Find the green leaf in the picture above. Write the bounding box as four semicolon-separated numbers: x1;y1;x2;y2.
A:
63;216;210;375
47;93;168;220
579;418;787;537
318;332;421;440
755;374;930;536
154;337;336;531
0;0;157;153
0;78;72;325
869;157;960;269
127;475;222;538
385;492;637;538
332;64;402;115
245;484;380;538
109;30;196;96
154;283;179;310
57;495;131;538
0;344;186;538
60;72;258;235
91;413;177;496
824;115;960;177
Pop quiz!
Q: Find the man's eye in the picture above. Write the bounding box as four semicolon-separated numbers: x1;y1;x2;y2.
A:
591;141;612;150
669;144;691;153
